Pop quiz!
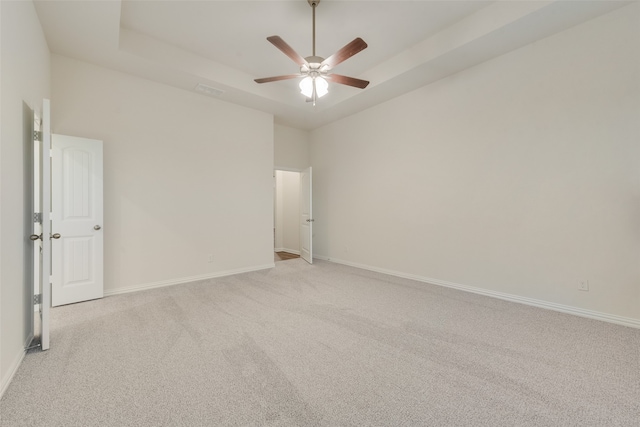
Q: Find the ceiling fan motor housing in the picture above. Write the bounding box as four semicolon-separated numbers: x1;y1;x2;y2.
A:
302;56;328;77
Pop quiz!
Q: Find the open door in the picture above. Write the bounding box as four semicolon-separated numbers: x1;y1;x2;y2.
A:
51;135;104;307
300;167;313;264
32;99;51;350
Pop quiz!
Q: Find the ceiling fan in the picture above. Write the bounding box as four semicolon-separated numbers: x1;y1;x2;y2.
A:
254;0;370;105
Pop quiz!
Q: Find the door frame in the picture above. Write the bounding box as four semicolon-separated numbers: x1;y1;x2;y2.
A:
24;102;36;349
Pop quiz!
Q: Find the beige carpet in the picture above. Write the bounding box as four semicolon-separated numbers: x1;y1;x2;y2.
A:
1;259;638;426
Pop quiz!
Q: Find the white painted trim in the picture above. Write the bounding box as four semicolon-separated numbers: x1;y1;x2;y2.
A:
104;264;275;297
0;334;32;399
274;247;285;253
315;255;640;329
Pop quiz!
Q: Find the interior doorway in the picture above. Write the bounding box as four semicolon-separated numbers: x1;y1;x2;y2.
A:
274;170;301;261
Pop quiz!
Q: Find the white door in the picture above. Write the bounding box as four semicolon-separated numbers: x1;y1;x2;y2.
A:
34;99;52;350
300;167;313;264
51;134;104;307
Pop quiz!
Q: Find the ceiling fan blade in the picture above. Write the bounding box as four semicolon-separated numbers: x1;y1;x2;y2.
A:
325;74;370;89
254;74;301;84
267;36;308;67
321;38;368;69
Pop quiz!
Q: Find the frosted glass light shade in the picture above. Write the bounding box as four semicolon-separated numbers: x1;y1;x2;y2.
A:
299;77;313;97
315;77;328;97
299;76;329;98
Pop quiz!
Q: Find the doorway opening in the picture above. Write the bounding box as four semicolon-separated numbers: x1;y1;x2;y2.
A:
274;170;301;262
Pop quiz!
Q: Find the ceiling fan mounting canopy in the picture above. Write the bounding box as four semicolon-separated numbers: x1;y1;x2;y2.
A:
305;56;325;65
254;0;369;104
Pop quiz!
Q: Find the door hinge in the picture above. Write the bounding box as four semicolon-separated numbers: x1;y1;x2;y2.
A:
33;294;42;305
50;149;53;158
33;212;42;223
33;131;42;141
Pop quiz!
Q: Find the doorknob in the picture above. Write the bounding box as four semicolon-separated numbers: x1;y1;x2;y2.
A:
51;233;61;239
94;225;101;230
30;234;42;241
306;219;315;222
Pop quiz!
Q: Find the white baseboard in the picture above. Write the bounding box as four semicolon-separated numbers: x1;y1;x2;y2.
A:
25;333;34;350
0;334;33;400
104;263;275;297
315;255;640;329
274;247;285;253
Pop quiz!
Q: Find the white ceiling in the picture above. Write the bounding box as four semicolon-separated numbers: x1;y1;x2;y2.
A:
34;0;630;130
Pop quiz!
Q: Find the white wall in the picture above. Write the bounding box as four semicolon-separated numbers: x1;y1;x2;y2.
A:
51;55;274;294
274;171;300;254
274;124;309;171
0;0;50;395
310;4;640;323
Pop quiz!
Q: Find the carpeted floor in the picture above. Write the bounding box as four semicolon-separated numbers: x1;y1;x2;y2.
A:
1;259;639;426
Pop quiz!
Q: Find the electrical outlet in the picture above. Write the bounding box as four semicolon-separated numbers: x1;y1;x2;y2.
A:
578;280;589;291
208;254;214;263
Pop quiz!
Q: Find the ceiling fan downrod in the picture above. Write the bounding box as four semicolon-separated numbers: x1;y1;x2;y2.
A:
309;0;319;57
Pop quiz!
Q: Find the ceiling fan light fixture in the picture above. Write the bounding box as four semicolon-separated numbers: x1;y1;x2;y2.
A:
315;76;329;97
299;77;313;97
299;76;328;98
